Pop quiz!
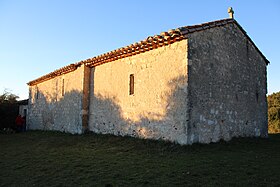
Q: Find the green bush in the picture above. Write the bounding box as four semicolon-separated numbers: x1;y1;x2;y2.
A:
267;91;280;133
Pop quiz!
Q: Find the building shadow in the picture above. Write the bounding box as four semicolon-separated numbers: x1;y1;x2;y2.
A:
28;89;85;134
87;75;193;144
28;72;263;145
28;75;195;144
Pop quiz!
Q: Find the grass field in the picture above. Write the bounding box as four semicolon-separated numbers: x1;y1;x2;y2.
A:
0;131;279;186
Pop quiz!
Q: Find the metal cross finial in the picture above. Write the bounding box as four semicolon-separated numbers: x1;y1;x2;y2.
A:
228;7;234;19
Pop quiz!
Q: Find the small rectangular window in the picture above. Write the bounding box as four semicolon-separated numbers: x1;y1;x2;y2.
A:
129;74;134;95
62;79;65;96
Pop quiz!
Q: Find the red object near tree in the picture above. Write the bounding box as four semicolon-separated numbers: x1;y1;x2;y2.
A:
15;115;23;126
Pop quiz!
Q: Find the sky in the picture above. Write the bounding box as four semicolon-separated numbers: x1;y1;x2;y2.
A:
0;0;279;100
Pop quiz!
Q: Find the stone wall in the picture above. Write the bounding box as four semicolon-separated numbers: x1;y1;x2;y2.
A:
27;21;268;145
28;64;89;134
187;23;268;144
19;105;28;117
88;40;190;144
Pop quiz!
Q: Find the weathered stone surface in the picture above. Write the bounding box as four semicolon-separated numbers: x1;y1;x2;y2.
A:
27;21;268;145
87;23;267;144
28;64;89;134
88;40;189;143
186;23;268;144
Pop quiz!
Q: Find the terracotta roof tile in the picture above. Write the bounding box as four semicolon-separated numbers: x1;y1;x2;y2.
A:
27;63;82;86
27;18;269;86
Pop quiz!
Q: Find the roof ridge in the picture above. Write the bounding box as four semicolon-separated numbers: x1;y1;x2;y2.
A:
178;18;234;34
27;18;269;86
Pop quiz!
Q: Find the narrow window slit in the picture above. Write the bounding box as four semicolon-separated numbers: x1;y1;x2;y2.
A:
129;74;134;95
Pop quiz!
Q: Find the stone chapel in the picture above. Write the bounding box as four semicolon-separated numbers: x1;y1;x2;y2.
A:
27;15;269;144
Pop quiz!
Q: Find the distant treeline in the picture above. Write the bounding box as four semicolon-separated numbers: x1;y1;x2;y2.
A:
268;91;280;133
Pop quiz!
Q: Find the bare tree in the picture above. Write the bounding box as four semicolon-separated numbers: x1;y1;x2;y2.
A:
0;89;19;103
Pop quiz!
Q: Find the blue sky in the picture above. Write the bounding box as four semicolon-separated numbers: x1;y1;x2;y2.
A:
0;0;279;99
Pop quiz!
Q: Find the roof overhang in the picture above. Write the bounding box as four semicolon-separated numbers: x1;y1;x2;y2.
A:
27;18;269;86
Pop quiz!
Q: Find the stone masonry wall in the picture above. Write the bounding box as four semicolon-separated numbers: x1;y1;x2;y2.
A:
187;23;268;144
27;22;268;145
88;40;190;144
28;64;88;134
